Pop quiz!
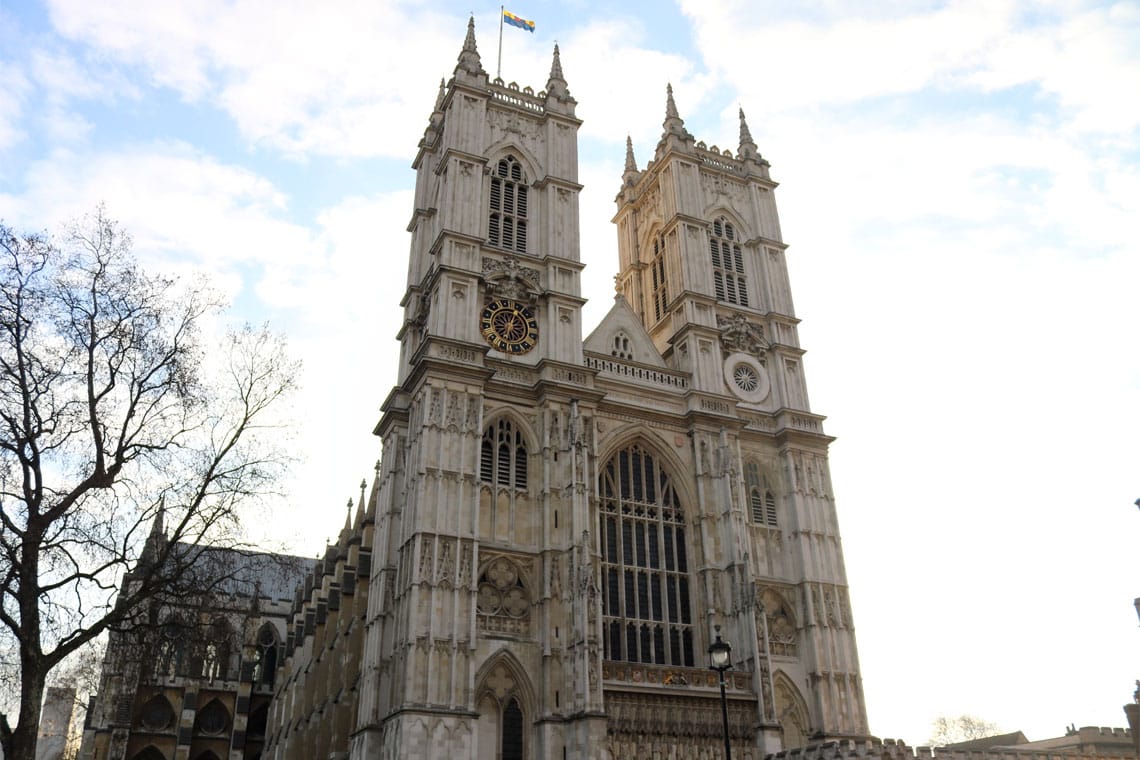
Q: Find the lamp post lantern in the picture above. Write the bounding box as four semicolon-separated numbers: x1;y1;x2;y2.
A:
708;624;733;760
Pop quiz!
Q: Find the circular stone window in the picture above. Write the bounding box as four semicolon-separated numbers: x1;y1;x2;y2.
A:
723;352;770;403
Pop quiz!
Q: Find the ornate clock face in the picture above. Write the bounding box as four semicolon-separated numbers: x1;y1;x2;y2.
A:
479;299;539;354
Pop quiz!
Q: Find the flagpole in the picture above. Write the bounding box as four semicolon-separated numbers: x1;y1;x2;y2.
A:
497;5;504;80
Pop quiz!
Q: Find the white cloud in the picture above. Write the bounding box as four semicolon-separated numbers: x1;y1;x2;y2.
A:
45;0;465;158
0;60;31;153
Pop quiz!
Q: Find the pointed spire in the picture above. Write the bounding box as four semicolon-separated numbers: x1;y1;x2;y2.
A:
549;43;564;81
544;43;572;104
364;460;381;523
455;15;485;78
622;135;640;189
665;83;680;121
140;498;167;568
434;78;446;111
661;83;691;142
738;107;759;161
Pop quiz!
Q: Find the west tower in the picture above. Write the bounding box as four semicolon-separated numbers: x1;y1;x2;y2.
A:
354;19;867;760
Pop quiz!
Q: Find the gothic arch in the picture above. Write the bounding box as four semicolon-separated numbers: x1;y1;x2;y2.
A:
475;651;535;760
193;698;230;736
130;747;167;760
595;425;697;512
473;649;537;713
484;141;542;185
481;407;538;452
701;205;754;242
136;693;176;732
772;670;811;750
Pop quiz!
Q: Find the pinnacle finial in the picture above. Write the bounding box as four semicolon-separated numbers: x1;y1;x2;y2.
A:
661;83;690;141
549;43;564;81
456;15;485;76
545;43;571;101
624;135;638;174
738;107;759;159
666;83;679;120
435;78;446;111
463;15;477;52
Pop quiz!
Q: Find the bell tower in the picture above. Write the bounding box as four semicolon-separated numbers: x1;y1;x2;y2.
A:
397;18;585;382
356;19;606;760
610;87;870;743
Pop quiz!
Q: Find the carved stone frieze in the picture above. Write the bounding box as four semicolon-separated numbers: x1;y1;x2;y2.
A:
482;256;541;301
717;313;769;356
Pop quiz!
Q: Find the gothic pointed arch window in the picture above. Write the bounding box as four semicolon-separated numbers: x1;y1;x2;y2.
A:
650;235;668;322
193;699;229;737
130;747;168;760
746;461;778;527
599;442;694;666
476;659;531;760
251;622;279;689
201;617;233;682
480;418;528;490
489;155;529;253
136;694;175;732
710;216;748;306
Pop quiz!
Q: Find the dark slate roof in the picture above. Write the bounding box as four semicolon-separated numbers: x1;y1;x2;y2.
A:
173;543;313;602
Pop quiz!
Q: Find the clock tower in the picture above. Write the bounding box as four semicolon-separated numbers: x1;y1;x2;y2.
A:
355;18;606;760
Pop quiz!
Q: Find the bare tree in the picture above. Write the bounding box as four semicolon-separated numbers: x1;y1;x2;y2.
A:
929;714;1002;746
0;207;297;760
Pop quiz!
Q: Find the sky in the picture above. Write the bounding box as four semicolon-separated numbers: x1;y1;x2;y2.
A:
2;0;1139;748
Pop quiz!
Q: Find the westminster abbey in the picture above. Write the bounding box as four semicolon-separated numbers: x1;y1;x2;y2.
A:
81;17;869;760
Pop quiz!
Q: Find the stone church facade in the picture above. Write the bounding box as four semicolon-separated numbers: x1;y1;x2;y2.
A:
83;18;870;760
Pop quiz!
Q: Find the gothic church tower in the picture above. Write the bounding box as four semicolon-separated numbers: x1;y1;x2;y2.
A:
355;19;604;760
354;19;867;760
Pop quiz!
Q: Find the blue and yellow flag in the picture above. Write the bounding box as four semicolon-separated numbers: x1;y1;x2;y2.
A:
503;10;535;33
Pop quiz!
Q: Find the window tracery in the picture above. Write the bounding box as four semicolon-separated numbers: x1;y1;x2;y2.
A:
251;623;278;689
746;462;778;527
480;418;528;489
489;155;529;253
599;443;694;667
193;699;229;736
612;332;633;360
476;557;531;634
710;217;748;306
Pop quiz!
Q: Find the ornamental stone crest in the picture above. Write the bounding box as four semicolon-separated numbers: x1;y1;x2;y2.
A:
483;256;541;302
717;313;768;356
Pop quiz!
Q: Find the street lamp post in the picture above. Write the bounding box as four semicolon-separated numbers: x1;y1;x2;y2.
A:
708;624;733;760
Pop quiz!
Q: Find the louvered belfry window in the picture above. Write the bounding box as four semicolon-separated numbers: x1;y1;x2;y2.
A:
600;443;694;667
488;155;529;253
650;236;668;323
746;461;778;527
480;418;528;489
710;216;748;306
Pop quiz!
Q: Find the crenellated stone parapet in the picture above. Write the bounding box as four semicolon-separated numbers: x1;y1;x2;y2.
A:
767;735;1137;760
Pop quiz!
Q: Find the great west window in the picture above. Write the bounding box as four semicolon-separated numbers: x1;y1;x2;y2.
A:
599;443;694;667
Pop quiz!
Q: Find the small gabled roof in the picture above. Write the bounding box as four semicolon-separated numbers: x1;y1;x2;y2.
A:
583;294;666;369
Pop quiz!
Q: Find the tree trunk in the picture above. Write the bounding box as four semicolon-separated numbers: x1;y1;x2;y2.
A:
10;669;45;760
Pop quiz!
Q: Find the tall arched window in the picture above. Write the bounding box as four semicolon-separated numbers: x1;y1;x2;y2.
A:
599;443;694;666
710;216;748;306
489;155;528;253
251;623;278;689
650;235;668;322
746;461;777;527
480;418;527;489
501;697;524;760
